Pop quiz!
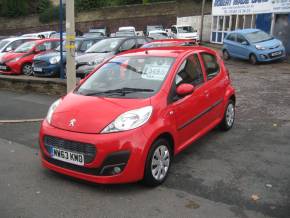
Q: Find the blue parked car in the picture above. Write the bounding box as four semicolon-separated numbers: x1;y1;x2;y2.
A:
32;37;104;77
222;29;286;64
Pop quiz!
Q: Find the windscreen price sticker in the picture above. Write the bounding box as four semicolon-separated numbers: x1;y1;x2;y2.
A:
142;65;169;81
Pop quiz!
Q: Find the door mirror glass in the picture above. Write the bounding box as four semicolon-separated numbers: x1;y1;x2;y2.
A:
176;83;195;96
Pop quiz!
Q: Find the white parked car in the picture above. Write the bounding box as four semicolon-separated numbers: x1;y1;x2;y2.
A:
148;30;170;40
22;31;57;39
118;26;136;36
170;25;199;42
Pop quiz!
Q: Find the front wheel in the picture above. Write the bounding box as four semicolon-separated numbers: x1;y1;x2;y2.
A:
22;63;33;76
143;138;172;187
249;54;257;65
223;49;230;60
219;100;235;131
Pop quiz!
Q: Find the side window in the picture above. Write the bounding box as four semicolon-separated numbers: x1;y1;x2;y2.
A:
236;34;247;44
201;53;220;80
119;39;136;51
226;33;236;41
171;26;177;34
175;54;204;87
136;38;147;48
6;40;23;51
80;40;94;52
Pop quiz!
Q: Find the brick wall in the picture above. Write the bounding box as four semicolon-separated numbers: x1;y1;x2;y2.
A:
0;1;211;36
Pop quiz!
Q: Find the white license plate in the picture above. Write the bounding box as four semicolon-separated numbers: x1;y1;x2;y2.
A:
33;67;42;72
50;147;84;166
0;65;7;70
271;51;282;57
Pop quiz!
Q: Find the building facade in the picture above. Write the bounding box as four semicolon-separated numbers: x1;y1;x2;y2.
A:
211;0;290;54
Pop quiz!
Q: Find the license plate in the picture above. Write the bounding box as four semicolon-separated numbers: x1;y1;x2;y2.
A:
271;51;282;57
0;65;7;70
33;67;42;72
50;147;84;166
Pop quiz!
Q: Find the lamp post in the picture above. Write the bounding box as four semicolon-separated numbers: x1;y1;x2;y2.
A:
200;0;206;43
59;0;64;79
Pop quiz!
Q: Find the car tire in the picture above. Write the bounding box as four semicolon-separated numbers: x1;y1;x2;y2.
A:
143;138;172;187
219;99;235;131
22;63;33;76
249;54;257;65
223;49;230;60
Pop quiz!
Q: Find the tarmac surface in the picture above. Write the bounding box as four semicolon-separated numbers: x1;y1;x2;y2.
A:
0;57;289;218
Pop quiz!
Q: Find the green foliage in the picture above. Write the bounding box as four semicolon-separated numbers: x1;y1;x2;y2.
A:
39;4;65;23
38;0;52;13
0;0;28;17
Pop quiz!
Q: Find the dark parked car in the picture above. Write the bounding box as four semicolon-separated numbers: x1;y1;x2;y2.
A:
76;36;151;78
33;37;103;77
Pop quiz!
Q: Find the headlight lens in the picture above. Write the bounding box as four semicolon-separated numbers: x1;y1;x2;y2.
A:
255;45;266;50
49;56;61;64
46;99;62;124
101;106;153;133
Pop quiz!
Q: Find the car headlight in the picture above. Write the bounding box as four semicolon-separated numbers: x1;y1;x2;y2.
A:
46;99;62;124
89;58;104;66
255;45;266;50
101;106;153;133
49;56;61;64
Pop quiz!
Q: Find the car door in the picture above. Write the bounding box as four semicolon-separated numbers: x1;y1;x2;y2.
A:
235;34;250;59
224;33;237;57
170;53;209;149
199;52;225;123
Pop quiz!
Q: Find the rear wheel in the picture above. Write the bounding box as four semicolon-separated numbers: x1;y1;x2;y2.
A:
249;54;257;65
219;99;235;131
223;49;230;60
22;63;33;76
143;138;172;187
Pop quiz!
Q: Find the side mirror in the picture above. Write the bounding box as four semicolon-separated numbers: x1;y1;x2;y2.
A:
6;47;12;52
241;41;248;45
176;83;195;97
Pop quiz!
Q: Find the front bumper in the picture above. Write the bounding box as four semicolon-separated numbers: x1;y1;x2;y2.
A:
33;64;60;77
39;120;149;184
0;62;20;74
256;48;286;62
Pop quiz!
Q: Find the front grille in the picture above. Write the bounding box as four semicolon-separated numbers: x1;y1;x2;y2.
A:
44;135;96;163
34;60;50;67
0;64;10;71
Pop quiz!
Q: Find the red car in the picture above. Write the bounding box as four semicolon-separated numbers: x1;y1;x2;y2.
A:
0;38;59;75
141;39;197;48
39;46;236;186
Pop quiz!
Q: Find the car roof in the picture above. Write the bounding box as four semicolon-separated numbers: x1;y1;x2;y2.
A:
116;46;215;58
1;36;39;42
149;39;194;43
229;28;261;34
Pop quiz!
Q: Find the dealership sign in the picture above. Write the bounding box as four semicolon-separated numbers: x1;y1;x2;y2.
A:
212;0;290;15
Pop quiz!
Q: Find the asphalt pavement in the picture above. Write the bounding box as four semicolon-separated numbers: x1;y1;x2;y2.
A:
0;58;290;218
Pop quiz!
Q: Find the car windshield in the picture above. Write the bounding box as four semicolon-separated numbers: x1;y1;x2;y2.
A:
0;40;9;50
76;56;175;98
245;31;273;43
56;40;81;52
83;32;104;37
14;41;36;53
85;38;123;53
178;26;195;33
115;31;135;37
149;33;169;39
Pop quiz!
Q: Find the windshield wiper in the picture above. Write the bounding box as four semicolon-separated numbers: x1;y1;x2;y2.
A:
84;87;154;96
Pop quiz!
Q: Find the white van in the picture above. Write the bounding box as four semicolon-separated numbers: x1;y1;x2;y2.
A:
170;25;199;42
118;26;136;36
